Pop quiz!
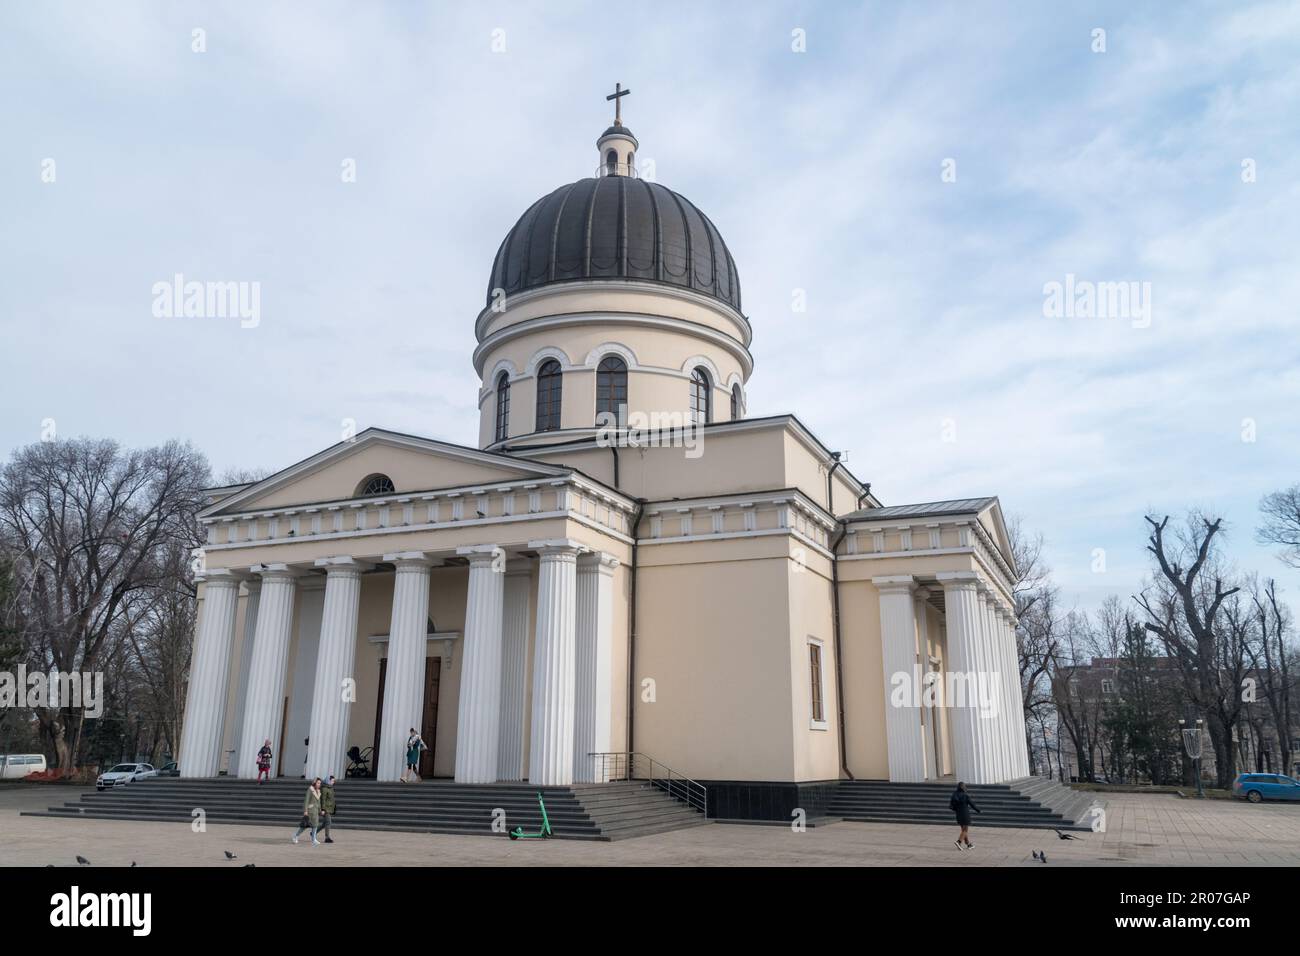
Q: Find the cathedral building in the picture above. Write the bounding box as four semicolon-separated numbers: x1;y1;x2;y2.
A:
178;99;1029;819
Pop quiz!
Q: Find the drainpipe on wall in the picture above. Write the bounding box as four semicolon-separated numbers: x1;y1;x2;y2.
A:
857;482;872;511
625;500;645;757
824;452;855;781
830;519;854;782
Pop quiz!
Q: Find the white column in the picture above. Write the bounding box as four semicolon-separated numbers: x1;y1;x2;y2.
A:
497;562;532;781
1002;609;1029;777
977;590;1008;785
455;545;506;783
915;587;936;779
377;552;434;782
574;553;618;783
179;570;242;778
995;607;1014;779
937;572;986;783
873;576;927;782
228;580;260;776
527;539;581;785
235;565;301;779
305;557;368;780
978;586;1007;782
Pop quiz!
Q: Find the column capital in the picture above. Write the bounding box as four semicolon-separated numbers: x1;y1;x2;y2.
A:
195;568;246;587
383;550;437;569
528;538;586;557
457;544;505;568
936;571;980;592
315;555;374;574
872;574;915;594
578;552;620;575
249;562;308;581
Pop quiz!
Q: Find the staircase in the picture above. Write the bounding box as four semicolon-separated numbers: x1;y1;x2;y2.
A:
571;781;709;840
24;776;708;841
827;777;1100;831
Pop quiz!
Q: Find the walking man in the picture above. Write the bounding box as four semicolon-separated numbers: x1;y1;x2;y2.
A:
950;781;981;850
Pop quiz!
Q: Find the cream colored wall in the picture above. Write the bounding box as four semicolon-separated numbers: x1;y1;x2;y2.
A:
511;424;791;503
478;323;745;446
786;555;841;781
838;579;889;780
245;443;529;510
607;562;631;757
781;430;864;517
633;543;797;781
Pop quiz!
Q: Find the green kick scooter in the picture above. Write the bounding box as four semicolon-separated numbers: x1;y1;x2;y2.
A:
508;791;553;840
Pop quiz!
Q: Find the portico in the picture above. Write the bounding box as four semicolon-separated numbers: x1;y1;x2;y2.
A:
179;436;631;786
837;498;1031;786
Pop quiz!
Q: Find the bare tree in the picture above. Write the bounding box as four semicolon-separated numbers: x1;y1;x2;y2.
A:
1135;513;1242;788
1258;485;1300;568
1007;514;1054;772
0;438;209;769
1247;577;1294;775
1046;610;1105;782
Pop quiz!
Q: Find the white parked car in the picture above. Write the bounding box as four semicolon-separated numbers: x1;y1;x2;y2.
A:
96;763;157;791
0;754;48;779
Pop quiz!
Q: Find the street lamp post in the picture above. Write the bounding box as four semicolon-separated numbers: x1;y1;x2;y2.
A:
1179;717;1206;799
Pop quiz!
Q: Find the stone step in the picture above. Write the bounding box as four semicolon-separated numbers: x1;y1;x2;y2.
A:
26;776;711;842
76;792;587;811
25;808;610;840
827;777;1094;831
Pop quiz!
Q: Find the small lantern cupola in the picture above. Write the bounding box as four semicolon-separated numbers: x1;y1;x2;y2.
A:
596;82;638;177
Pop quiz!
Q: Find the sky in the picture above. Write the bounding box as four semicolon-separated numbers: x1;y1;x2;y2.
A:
1;0;1298;614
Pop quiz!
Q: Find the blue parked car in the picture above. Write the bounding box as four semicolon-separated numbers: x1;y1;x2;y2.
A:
1232;773;1300;803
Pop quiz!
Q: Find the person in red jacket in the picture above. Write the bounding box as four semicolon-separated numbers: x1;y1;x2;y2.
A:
256;739;273;784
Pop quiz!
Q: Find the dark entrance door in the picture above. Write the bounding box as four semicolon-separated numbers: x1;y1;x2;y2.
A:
420;659;440;778
373;656;441;779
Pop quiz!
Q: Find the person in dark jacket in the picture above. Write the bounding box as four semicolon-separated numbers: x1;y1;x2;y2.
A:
319;774;336;844
950;781;980;849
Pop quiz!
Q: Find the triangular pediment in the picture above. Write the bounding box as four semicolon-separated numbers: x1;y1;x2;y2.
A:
976;498;1017;577
201;428;569;517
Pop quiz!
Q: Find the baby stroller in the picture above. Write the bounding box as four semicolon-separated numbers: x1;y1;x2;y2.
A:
345;746;373;778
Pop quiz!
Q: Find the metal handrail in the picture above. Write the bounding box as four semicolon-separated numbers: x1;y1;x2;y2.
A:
586;751;708;817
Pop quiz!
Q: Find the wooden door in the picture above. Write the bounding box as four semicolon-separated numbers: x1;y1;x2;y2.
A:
420;657;440;778
276;696;289;777
372;656;441;778
373;658;387;778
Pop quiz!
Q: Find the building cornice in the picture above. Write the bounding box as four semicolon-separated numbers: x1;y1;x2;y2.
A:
473;278;752;344
472;311;754;379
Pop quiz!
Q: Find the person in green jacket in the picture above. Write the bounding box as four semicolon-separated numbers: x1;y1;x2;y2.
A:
319;775;337;844
292;777;323;846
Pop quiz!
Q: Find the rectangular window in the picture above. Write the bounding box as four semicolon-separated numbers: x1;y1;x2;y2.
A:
808;639;827;728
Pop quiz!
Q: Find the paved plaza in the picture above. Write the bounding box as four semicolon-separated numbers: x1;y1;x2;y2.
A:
2;786;1297;867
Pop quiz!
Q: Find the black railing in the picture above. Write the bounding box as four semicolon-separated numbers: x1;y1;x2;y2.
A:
586;751;708;816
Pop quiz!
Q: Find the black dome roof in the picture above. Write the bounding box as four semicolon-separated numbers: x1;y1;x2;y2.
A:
486;177;741;313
